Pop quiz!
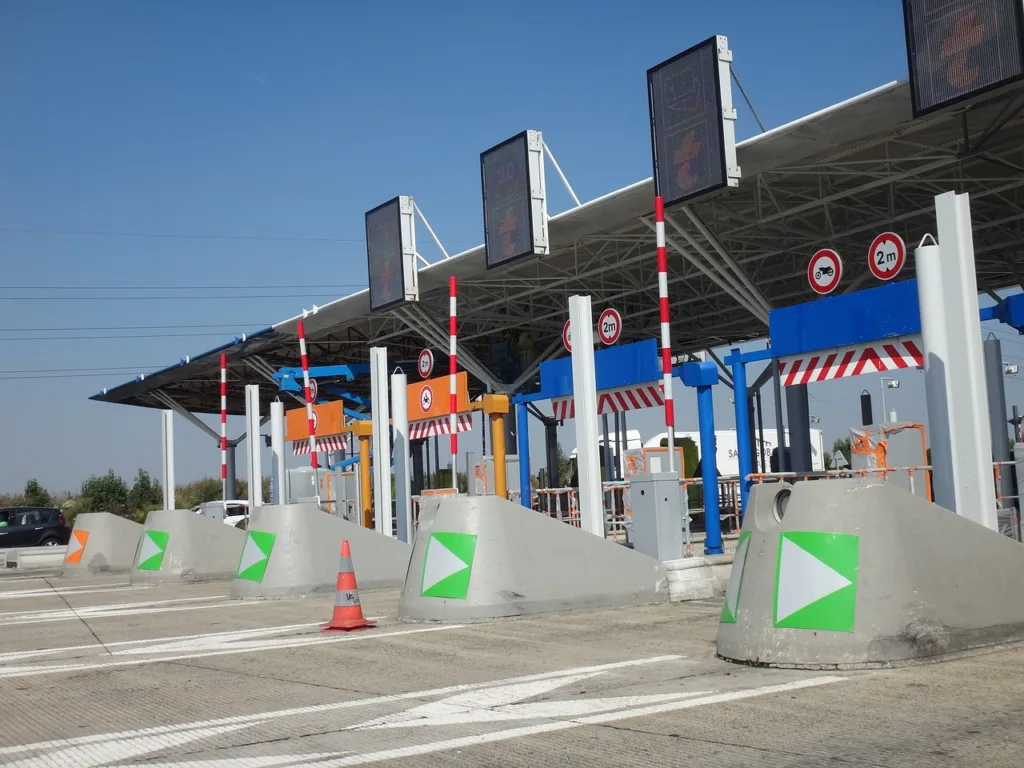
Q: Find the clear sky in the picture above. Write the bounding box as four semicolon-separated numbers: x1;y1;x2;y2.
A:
4;0;1024;493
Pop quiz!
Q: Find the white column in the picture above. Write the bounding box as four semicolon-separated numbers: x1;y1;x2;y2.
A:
370;347;393;536
917;191;997;529
244;384;263;508
161;410;175;510
391;370;412;542
568;295;605;537
270;399;286;504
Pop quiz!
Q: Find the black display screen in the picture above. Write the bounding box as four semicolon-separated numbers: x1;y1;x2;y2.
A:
365;197;406;312
481;132;535;270
647;37;727;207
903;0;1024;117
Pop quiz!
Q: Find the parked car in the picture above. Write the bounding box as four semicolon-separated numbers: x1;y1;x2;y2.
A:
0;507;71;548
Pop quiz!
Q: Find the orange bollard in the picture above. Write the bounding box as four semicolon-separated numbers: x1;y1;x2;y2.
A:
322;539;376;632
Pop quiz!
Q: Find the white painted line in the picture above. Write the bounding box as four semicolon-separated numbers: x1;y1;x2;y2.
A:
0;584;145;600
0;655;682;756
0;596;240;626
0;623;455;679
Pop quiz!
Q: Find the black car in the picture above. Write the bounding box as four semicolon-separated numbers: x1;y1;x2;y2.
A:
0;507;71;548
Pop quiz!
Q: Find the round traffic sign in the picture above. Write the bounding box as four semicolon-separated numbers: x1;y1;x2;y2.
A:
867;232;906;281
562;319;572;352
308;378;318;403
420;385;433;413
417;348;434;379
597;308;622;346
807;249;843;295
311;409;319;433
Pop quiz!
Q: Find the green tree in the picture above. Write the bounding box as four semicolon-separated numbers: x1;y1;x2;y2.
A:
80;470;130;517
175;477;223;509
833;437;852;466
23;479;52;507
129;469;163;511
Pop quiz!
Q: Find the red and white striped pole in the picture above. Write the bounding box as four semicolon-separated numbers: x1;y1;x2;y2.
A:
448;276;458;491
296;321;319;470
220;353;228;501
654;196;676;473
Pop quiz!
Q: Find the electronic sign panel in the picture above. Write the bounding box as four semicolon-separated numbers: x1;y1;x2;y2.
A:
481;131;546;270
365;197;414;312
648;36;731;207
903;0;1024;117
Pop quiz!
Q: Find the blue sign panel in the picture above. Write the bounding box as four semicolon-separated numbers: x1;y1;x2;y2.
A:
769;280;922;358
538;339;661;400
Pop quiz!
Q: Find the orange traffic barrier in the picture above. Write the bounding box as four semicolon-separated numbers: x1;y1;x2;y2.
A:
322;539;376;632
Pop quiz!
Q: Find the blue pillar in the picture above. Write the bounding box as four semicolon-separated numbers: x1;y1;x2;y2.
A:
696;383;723;555
681;361;723;556
516;401;531;508
729;349;753;517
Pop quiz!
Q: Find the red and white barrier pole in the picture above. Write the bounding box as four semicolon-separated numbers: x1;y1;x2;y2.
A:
654;196;676;473
296;320;319;470
220;353;228;501
449;276;458;490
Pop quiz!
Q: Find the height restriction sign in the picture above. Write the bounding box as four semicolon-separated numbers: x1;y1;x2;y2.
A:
867;232;906;281
807;249;843;295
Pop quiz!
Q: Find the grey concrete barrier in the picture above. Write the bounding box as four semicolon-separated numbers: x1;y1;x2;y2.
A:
231;503;412;599
62;512;144;576
130;509;245;585
717;478;1024;668
398;494;668;624
7;547;67;570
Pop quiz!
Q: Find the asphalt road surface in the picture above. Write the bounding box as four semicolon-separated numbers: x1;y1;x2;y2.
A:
1;569;1023;766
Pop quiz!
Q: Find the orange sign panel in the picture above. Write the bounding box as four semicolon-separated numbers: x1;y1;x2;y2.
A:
407;372;469;422
286;399;346;442
65;530;89;564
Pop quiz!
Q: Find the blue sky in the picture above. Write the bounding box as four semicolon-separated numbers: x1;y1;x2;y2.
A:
3;1;1023;493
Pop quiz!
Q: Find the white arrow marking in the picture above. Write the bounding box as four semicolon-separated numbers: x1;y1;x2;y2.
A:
776;536;852;622
236;535;268;575
137;533;164;564
421;537;467;593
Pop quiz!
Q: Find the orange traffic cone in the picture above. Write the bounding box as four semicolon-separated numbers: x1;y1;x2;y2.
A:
322;539;376;632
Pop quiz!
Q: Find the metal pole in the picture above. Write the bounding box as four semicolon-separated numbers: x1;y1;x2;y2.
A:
225;444;237;501
369;347;392;535
424;439;432;490
516;402;531;508
880;379;888;424
270;400;285;504
1015;405;1022;442
755;389;765;473
697;384;722;555
434;435;441;490
391;370;412;542
772;358;788;471
448;276;459;490
220;354;228;503
245;384;263;511
918;191;997;528
161;410;175;510
568;294;605;537
654;196;676;472
984;337;1012;514
731;350;753;516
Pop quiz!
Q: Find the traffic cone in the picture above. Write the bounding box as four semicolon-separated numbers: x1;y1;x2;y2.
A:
322;539;376;632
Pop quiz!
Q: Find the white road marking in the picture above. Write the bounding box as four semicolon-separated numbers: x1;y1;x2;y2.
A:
0;596;244;626
0;623;454;679
0;656;682;757
0;584;144;600
2;660;844;768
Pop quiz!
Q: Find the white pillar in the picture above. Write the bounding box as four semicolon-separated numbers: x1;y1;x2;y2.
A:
370;347;393;536
391;370;412;542
568;295;605;537
244;384;263;508
270;399;286;504
917;191;997;529
161;410;175;510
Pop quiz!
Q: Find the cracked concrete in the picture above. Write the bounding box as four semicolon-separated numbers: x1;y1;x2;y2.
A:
1;571;1024;766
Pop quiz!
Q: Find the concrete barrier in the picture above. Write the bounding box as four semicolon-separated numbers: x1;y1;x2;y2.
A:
717;478;1024;669
7;547;67;570
398;495;668;624
62;512;144;576
231;503;412;599
130;509;245;585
